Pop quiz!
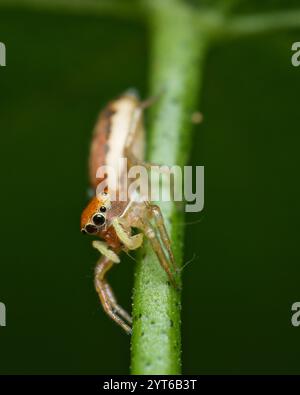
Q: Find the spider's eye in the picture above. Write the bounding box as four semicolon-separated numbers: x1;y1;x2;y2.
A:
81;228;87;235
92;213;105;226
99;206;106;213
85;224;98;234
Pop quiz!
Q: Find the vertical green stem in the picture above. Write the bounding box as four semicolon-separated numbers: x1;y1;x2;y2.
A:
131;0;208;374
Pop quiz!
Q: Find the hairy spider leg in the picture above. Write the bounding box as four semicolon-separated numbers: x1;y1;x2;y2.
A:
94;256;132;334
146;202;178;273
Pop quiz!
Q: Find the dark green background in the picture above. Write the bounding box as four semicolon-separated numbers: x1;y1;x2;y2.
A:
0;4;300;374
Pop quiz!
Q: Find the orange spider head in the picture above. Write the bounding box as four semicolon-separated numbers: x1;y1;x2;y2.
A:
80;192;110;235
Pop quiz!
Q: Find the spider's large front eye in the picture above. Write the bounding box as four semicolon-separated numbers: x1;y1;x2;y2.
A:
92;213;105;226
85;224;98;234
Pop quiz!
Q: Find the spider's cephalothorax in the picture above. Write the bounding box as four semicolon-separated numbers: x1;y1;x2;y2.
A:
80;91;178;334
81;194;109;235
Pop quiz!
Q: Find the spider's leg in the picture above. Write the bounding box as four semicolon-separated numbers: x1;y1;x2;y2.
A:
141;218;179;289
112;218;143;250
124;106;170;173
103;282;132;324
94;255;132;334
146;203;178;273
124;106;144;168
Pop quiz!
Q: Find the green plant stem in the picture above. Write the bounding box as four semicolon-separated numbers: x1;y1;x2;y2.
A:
1;1;300;38
4;0;300;375
0;0;144;20
222;9;300;38
130;0;208;375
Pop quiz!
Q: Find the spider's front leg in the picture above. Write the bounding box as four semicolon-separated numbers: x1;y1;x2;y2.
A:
112;208;179;289
93;250;132;334
140;217;179;289
145;203;178;274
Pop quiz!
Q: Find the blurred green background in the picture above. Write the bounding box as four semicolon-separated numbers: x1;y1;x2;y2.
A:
0;1;300;374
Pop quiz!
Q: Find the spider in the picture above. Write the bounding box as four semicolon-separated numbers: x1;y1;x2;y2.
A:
80;90;178;334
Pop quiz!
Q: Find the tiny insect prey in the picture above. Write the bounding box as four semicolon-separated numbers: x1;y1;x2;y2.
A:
80;90;178;334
